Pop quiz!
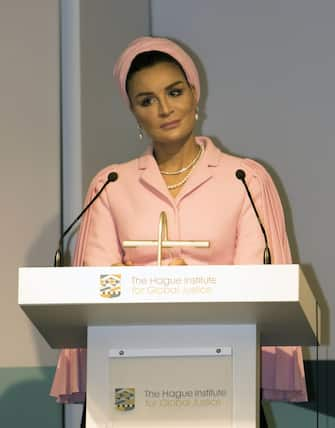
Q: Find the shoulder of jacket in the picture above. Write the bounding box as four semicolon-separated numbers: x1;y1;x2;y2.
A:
89;157;139;186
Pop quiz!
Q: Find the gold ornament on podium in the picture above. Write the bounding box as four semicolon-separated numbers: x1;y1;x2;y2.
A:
123;211;210;266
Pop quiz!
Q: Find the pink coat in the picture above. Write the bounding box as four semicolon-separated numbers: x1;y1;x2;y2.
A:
50;136;307;402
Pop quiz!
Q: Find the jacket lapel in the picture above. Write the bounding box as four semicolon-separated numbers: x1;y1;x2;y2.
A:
176;137;221;203
137;146;172;204
137;137;222;204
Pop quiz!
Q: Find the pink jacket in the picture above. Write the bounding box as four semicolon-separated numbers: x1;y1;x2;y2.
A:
50;136;307;403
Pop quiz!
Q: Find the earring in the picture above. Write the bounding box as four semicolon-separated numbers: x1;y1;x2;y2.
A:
195;106;199;121
137;124;144;140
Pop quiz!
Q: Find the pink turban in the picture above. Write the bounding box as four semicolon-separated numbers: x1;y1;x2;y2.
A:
113;36;200;105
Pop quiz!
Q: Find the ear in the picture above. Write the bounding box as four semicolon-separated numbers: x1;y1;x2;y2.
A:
130;101;140;122
189;84;197;105
129;98;135;112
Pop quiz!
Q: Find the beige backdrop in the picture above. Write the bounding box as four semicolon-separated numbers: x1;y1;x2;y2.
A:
0;0;60;367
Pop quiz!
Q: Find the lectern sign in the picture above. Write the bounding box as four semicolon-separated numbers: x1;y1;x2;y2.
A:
108;348;233;428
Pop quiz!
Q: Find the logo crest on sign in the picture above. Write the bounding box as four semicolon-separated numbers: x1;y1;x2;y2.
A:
99;274;121;298
115;388;135;411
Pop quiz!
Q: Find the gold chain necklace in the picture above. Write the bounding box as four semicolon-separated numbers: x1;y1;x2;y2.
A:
160;145;203;175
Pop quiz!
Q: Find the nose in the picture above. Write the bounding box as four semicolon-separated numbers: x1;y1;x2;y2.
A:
158;96;173;117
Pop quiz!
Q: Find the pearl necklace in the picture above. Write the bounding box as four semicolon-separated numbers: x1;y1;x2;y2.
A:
166;145;204;190
160;145;204;175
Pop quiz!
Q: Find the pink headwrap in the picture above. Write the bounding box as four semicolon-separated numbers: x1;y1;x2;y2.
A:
113;36;200;105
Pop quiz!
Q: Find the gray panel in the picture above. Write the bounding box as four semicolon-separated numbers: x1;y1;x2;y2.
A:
151;0;335;360
80;0;151;194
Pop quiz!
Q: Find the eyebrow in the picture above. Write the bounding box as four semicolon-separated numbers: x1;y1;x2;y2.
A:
135;80;184;99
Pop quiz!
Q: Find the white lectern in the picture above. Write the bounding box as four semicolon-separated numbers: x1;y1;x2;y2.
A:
19;264;319;428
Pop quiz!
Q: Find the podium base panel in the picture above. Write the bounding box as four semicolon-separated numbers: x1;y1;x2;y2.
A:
87;324;259;428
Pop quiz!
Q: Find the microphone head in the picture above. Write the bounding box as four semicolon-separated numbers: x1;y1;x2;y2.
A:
54;248;63;267
235;169;246;180
108;172;118;182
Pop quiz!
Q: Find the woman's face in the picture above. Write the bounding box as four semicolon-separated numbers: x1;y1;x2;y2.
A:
127;62;197;147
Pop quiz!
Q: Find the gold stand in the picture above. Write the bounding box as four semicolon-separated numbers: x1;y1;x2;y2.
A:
122;211;210;266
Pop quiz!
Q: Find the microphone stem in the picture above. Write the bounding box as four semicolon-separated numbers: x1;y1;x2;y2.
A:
60;179;110;244
54;176;113;267
237;171;272;265
241;179;270;247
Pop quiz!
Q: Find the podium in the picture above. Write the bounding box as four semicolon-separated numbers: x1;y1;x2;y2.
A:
19;264;319;428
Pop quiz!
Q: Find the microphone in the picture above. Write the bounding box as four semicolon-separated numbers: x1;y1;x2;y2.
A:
54;172;118;267
235;169;272;264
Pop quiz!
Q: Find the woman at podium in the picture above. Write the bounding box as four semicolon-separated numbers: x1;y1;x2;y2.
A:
51;36;307;413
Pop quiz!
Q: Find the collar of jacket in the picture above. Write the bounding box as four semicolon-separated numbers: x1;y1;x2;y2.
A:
136;136;222;203
137;136;221;170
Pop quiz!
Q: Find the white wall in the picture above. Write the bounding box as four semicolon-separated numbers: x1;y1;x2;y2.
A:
0;2;61;425
152;0;335;360
0;0;60;368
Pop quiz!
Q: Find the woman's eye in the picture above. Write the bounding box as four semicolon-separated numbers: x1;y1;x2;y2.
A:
140;96;155;107
169;88;183;97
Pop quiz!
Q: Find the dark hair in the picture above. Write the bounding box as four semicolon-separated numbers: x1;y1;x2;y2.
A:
125;50;189;96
